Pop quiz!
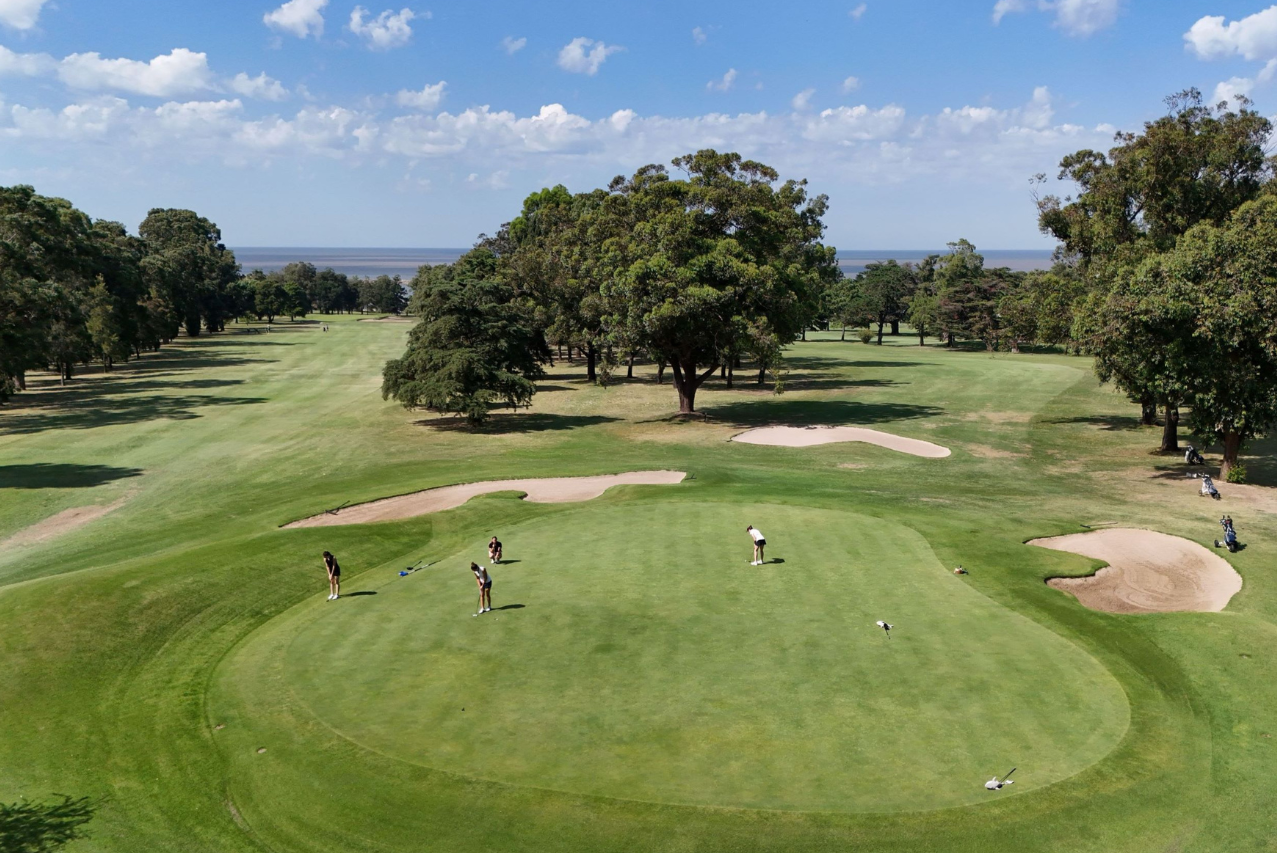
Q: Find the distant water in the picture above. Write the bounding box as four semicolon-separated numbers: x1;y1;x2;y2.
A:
232;247;1055;279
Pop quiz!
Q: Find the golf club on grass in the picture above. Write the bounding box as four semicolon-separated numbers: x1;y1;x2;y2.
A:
399;560;433;577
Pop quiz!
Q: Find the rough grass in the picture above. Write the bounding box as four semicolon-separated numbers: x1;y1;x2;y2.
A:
0;319;1274;852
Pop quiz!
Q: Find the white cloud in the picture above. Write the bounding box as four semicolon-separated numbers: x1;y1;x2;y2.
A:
467;169;510;190
692;26;707;45
501;35;527;54
229;72;288;101
849;4;867;20
841;76;861;93
708;68;737;92
396;80;446;110
556;37;622;75
59;48;213;98
1186;7;1277;61
1212;58;1277;105
0;0;49;30
803;104;906;142
792;88;816;110
349;7;418;50
992;0;1118;37
264;0;327;39
1021;85;1054;128
0;45;55;76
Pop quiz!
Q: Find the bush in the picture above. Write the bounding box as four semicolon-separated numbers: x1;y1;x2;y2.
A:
1226;461;1248;483
858;329;873;345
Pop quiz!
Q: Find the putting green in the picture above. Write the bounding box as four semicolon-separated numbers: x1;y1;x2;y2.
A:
216;500;1128;813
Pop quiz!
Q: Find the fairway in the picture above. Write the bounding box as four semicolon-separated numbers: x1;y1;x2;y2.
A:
3;317;1276;852
219;502;1126;812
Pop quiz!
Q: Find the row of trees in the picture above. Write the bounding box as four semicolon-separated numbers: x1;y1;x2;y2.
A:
383;150;838;423
1040;89;1277;479
0;187;407;402
825;243;1084;352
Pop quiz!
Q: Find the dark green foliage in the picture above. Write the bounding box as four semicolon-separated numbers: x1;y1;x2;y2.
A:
0;795;94;852
138;208;239;336
382;262;549;426
356;275;408;314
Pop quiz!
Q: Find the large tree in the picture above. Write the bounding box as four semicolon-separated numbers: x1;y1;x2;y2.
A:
854;260;912;345
138;209;239;336
383;252;549;426
598;150;838;413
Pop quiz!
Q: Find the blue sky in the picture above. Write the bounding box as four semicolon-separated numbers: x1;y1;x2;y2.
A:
1;0;1275;248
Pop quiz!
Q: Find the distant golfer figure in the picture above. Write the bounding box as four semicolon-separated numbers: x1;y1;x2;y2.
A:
488;536;503;565
470;562;493;615
323;551;340;601
747;525;767;565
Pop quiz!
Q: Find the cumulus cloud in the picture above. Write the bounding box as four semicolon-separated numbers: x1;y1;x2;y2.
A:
692;26;707;44
348;7;418;50
841;76;861;93
229;72;288;101
0;45;55;76
395;80;446;109
993;0;1119;37
1186;7;1277;61
501;35;527;54
849;4;867;20
708;68;737;92
557;37;622;75
792;88;816;110
264;0;327;39
0;0;49;30
58;48;214;98
1212;58;1277;105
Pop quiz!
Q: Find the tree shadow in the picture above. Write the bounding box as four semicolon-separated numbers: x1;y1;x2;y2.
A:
1047;415;1145;432
534;384;579;392
0;463;144;489
0;394;266;434
0;795;95;851
412;413;620;434
701;399;943;428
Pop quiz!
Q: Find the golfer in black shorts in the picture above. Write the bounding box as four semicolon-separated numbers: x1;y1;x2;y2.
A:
747;525;767;565
470;562;493;614
323;551;341;600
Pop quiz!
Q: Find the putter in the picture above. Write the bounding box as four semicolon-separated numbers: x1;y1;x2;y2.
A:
399;559;432;577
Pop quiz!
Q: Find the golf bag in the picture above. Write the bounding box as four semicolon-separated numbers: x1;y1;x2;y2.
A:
1201;476;1220;499
1185;445;1206;466
1217;517;1239;553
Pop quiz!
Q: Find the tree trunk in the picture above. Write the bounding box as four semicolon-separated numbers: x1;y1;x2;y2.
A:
185;314;201;337
757;364;766;385
1140;397;1157;426
801;328;807;341
876;321;885;345
840;325;846;341
1159;404;1179;453
1220;429;1242;481
917;329;925;347
726;362;734;388
656;360;666;384
627;354;635;379
1010;340;1021;354
891;319;900;335
945;332;954;347
16;371;25;391
586;343;597;383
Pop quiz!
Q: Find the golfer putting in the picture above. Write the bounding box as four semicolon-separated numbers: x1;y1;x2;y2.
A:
470;562;493;615
323;551;340;600
747;524;767;565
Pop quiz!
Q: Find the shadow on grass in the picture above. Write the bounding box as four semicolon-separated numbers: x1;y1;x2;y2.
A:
345;591;378;597
1047;415;1145;432
493;604;525;611
700;399;943;428
412;413;620;434
0;463;144;489
1;392;267;434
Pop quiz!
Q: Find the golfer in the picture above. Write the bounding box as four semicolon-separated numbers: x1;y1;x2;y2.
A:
747;525;767;565
470;562;493;614
488;536;503;565
323;551;341;600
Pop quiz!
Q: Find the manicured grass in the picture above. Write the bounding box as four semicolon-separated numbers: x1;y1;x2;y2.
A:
0;317;1274;851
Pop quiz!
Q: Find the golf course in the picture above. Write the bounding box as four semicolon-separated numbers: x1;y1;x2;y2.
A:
2;315;1274;852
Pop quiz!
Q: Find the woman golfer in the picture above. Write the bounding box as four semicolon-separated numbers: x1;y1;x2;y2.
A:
488;536;503;565
323;551;341;600
470;562;493;614
747;525;766;565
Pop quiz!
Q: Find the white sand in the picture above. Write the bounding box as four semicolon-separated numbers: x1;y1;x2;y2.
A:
3;496;129;547
285;471;687;528
1030;528;1242;614
730;426;950;458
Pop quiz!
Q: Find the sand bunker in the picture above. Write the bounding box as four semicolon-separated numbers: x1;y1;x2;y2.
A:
285;471;687;528
1031;528;1242;614
3;497;128;548
357;315;413;323
731;426;950;458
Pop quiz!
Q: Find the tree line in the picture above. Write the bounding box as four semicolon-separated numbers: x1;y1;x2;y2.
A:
0;186;407;402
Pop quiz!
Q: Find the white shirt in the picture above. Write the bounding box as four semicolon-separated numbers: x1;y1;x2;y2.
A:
750;528;765;543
